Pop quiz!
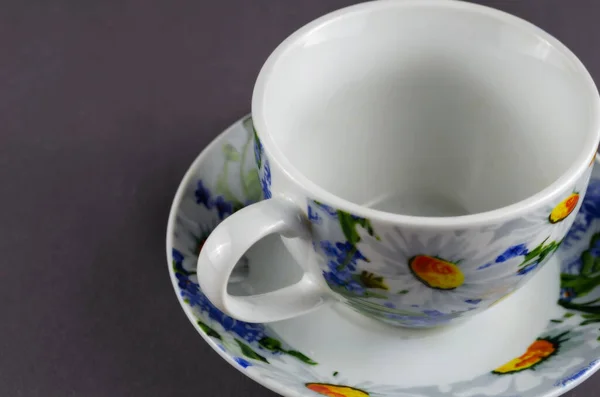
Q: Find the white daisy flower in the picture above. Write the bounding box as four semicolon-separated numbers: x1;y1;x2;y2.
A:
355;226;527;312
510;167;592;247
451;321;598;396
258;362;428;397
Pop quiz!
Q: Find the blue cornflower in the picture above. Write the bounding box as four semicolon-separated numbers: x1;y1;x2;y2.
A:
214;196;234;220
182;288;203;307
192;292;266;343
496;244;529;263
260;161;272;200
218;315;265;343
176;272;195;291
320;241;365;267
307;205;322;224
261;181;272;199
234;357;252;368
325;260;352;281
263;160;271;184
321;241;339;259
465;299;482;305
260;160;272;199
477;262;493;270
323;270;347;287
195;180;213;209
314;202;338;218
176;273;204;307
345;280;365;295
253;139;262;167
172;248;184;265
336;241;366;262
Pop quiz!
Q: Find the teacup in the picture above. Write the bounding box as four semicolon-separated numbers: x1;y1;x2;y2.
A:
198;0;600;328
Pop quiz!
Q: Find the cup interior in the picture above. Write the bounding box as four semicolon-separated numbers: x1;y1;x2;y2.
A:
256;2;596;217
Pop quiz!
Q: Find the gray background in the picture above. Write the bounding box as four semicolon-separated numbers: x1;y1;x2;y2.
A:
1;0;599;396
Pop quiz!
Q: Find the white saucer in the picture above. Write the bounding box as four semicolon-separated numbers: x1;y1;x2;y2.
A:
167;115;600;397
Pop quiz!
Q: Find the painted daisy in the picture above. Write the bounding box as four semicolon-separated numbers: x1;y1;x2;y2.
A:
355;226;529;313
451;320;598;396
258;362;428;397
174;214;216;258
509;168;592;252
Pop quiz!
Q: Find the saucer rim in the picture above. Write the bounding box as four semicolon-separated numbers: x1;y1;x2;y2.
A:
165;114;600;397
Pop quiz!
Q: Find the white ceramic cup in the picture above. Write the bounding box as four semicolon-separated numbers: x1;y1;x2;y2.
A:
198;0;600;328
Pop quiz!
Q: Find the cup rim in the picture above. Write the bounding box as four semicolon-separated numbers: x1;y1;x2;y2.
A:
251;0;600;229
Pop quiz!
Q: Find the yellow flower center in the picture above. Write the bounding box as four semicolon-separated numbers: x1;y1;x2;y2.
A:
409;255;465;290
549;193;579;223
493;339;556;374
306;383;369;397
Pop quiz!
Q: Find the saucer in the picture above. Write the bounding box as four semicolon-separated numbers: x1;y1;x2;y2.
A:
166;115;600;397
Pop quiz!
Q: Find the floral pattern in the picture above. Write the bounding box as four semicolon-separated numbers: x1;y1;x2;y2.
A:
249;117;272;200
306;164;591;327
170;116;316;371
168;115;600;397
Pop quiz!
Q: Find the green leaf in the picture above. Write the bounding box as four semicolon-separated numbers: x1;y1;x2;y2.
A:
550;319;563;323
581;318;600;326
359;271;389;290
521;239;560;269
523;238;548;262
286;350;318;365
243;170;262;202
337;211;375;246
223;143;241;161
560;273;600;299
333;371;339;377
397;289;409;295
197;321;221;340
258;337;282;352
235;339;268;363
338;211;360;246
582;313;600;319
539;241;560;261
593;257;600;274
559;299;600;315
564;312;575;318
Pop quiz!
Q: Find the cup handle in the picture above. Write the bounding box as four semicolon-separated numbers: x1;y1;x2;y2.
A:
197;197;330;323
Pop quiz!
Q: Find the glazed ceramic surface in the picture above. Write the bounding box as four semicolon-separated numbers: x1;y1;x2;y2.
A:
167;116;600;397
198;0;600;327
